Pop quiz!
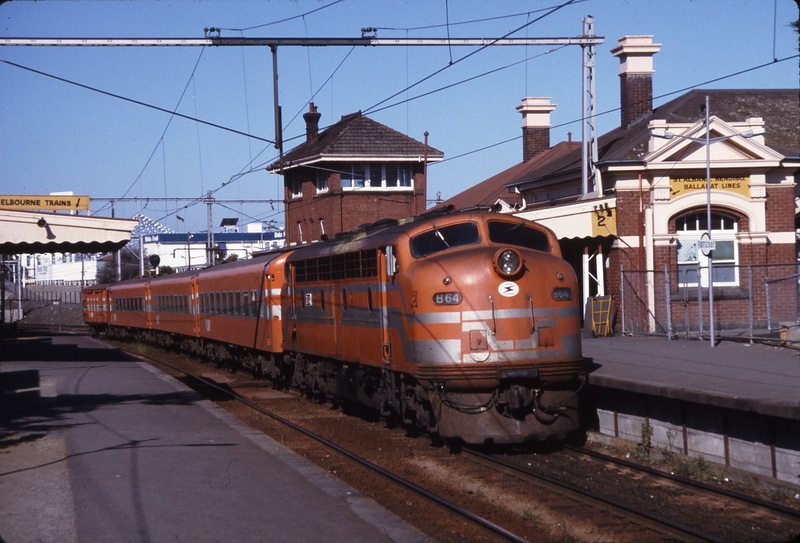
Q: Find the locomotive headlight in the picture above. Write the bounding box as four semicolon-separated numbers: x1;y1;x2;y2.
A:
494;248;522;278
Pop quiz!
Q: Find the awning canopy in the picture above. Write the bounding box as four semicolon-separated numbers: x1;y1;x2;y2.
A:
516;197;618;239
0;209;138;255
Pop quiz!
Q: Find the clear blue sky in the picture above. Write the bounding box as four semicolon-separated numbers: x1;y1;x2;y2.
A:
1;0;797;234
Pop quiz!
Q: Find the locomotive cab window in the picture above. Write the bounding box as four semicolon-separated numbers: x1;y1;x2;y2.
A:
488;221;551;253
410;222;480;257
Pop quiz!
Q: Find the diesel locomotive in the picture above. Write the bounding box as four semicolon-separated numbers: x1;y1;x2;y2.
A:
84;207;589;445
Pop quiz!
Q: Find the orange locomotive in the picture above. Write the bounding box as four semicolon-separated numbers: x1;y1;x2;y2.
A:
85;208;588;445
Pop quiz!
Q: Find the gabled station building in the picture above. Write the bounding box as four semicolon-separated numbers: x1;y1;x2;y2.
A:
442;35;800;336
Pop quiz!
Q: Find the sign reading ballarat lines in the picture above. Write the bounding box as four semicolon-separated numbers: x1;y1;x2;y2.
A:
0;195;90;211
669;176;749;199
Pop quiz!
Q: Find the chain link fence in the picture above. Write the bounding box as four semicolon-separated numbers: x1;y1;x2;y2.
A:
619;263;800;342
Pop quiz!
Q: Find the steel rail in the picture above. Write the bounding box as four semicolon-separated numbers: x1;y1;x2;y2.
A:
463;447;725;543
564;444;800;522
125;347;532;543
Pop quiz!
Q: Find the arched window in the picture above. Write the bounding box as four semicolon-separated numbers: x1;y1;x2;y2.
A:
675;211;739;288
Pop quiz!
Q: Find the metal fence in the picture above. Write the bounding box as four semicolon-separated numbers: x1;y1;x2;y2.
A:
619;262;800;342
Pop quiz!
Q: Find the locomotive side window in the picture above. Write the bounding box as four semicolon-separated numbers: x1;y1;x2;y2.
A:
487;221;551;252
409;222;480;257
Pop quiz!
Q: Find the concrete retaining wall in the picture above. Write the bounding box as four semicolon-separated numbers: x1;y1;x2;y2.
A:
587;387;800;485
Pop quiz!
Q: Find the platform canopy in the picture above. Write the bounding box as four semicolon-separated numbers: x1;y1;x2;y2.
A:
0;209;138;255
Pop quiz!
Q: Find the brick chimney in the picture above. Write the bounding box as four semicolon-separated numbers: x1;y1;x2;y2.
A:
303;102;322;142
611;36;662;128
516;97;556;161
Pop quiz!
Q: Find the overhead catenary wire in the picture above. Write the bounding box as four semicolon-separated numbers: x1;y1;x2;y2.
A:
373;0;588;32
0;58;275;146
434;53;799;166
361;0;580;116
219;0;345;33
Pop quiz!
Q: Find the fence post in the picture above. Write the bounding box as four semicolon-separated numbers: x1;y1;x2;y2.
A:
665;264;672;340
620;264;627;335
748;266;753;344
796;265;800;326
765;274;771;332
697;269;703;340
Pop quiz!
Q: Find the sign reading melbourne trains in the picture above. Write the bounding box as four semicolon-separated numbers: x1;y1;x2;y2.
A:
0;195;90;211
669;177;749;199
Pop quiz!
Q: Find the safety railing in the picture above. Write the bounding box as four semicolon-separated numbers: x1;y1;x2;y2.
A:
619;262;800;343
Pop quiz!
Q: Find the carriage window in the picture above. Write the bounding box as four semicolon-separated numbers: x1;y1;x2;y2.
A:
488;221;551;252
410;222;480;257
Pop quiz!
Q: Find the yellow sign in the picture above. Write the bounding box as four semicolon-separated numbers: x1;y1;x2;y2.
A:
591;205;617;237
0;195;90;211
670;177;749;199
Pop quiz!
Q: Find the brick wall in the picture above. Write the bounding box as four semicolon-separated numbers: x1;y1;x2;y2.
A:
284;167;427;245
522;127;550;162
619;73;653;128
765;185;795;232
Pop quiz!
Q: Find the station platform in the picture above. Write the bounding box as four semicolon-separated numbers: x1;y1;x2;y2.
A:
0;333;433;543
583;335;800;421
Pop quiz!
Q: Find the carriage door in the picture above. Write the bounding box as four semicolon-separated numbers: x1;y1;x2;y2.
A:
380;246;396;365
191;276;200;335
263;269;273;349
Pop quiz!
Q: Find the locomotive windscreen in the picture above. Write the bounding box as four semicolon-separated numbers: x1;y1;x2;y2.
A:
409;222;481;257
487;221;551;252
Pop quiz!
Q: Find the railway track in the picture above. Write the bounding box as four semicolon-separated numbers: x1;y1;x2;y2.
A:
115;340;800;543
464;448;718;542
470;445;800;542
124;347;532;543
565;443;800;527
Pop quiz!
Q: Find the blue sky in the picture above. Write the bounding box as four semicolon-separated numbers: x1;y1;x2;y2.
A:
1;0;797;234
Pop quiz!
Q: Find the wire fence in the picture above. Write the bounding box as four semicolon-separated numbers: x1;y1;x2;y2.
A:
619;262;800;343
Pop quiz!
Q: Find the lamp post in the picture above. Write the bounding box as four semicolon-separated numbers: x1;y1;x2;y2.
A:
652;95;764;347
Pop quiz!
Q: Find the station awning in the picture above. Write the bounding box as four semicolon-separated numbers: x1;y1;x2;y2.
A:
516;197;617;239
0;209;138;254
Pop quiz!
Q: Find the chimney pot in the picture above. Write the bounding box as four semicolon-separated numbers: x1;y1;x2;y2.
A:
303;102;322;142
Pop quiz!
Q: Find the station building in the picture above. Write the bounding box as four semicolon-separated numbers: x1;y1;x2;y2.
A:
441;35;800;336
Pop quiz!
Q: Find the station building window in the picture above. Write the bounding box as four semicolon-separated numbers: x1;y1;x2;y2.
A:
675;211;739;288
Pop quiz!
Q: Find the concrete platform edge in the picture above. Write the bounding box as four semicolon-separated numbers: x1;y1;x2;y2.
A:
588;374;800;421
138;362;434;543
